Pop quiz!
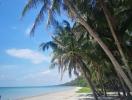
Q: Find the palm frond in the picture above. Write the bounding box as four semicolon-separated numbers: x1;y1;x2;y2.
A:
53;37;66;50
52;0;62;14
46;0;61;27
40;41;57;51
62;20;71;31
30;4;47;35
22;0;44;17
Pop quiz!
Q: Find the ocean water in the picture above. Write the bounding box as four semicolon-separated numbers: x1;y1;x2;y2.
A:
0;86;74;100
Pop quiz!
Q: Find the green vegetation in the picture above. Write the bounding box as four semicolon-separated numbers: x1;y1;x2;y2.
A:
22;0;132;99
77;87;92;93
63;76;87;87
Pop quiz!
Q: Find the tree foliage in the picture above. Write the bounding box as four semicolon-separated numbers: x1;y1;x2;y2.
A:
22;0;132;99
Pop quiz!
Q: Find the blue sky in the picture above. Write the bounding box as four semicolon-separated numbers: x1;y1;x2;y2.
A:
0;0;74;87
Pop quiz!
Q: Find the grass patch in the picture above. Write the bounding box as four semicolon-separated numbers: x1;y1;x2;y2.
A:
77;87;92;93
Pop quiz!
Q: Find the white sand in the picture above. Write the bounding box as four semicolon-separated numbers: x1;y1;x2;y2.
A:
20;87;126;100
21;87;79;100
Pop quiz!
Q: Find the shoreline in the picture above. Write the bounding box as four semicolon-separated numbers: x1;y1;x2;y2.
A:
19;87;80;100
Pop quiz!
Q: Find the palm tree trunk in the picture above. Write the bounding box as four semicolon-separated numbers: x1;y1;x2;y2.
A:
79;60;98;100
100;76;107;96
64;0;132;91
99;0;132;82
79;15;132;92
118;73;127;97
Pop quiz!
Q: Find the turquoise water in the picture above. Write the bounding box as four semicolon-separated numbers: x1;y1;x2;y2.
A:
0;86;74;100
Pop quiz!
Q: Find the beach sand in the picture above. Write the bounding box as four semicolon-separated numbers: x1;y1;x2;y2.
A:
22;87;79;100
21;87;126;100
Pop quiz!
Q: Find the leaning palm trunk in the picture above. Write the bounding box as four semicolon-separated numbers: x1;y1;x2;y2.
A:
79;14;132;92
64;0;132;91
99;0;132;82
82;70;98;100
118;73;127;97
78;60;98;100
99;75;107;96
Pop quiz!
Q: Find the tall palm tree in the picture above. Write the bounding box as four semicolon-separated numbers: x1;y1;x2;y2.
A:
42;22;129;98
22;0;132;91
41;24;99;99
63;0;132;91
99;0;132;82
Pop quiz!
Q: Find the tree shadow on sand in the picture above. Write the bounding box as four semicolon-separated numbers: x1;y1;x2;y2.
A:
77;93;121;100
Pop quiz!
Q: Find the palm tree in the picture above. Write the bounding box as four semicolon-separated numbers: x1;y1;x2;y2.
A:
41;24;99;99
22;0;132;91
98;0;132;82
63;0;132;91
41;22;130;98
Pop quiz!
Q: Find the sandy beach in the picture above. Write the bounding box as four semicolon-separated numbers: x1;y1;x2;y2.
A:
21;87;122;100
21;87;79;100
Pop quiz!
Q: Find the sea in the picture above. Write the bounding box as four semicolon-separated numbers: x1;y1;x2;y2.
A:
0;86;74;100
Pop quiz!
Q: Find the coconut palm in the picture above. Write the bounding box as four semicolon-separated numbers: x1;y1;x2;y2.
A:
41;21;131;99
22;0;132;91
98;0;132;82
40;23;99;99
63;0;132;91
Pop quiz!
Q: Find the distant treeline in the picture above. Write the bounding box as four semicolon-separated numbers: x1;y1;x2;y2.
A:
63;76;87;87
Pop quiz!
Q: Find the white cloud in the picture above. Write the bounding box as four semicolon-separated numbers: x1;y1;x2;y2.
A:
21;70;51;81
41;70;51;74
6;48;51;64
21;69;76;85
